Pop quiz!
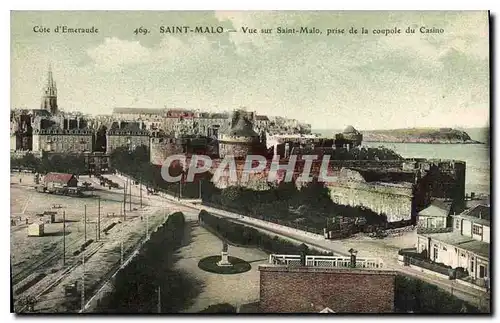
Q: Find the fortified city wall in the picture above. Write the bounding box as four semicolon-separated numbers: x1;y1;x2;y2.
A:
173;156;465;223
149;137;183;165
218;134;260;159
328;180;414;223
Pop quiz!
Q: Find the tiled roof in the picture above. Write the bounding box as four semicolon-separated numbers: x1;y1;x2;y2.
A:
454;204;490;226
113;107;164;115
418;204;450;218
464;205;490;221
44;172;75;184
419;232;490;258
458;240;490;259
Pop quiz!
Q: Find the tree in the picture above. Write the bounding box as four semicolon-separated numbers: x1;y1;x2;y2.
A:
299;178;332;209
220;186;242;207
275;180;298;204
20;153;39;170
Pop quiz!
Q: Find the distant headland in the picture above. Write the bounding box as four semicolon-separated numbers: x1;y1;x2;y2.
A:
360;128;485;144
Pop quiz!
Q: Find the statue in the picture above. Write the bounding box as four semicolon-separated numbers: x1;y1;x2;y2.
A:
217;240;232;267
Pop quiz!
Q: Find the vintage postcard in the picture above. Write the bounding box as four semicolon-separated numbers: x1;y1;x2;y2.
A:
10;10;490;314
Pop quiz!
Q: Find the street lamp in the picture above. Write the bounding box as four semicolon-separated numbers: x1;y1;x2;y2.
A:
349;248;358;268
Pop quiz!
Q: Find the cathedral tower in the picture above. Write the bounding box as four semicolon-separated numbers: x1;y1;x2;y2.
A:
41;64;58;114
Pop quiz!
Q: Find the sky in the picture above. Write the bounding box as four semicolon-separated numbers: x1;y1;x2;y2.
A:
10;11;490;130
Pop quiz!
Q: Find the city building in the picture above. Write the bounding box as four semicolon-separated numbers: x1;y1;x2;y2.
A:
416;204;490;283
106;122;150;154
43;172;78;188
32;127;93;153
417;199;453;229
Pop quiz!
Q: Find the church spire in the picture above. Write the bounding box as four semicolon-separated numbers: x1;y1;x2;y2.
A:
47;63;53;85
41;63;58;114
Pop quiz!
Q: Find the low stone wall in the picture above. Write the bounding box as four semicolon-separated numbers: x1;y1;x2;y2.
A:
397;260;450;280
456;279;488;293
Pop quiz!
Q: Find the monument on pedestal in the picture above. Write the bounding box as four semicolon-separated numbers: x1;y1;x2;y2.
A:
217;241;232;267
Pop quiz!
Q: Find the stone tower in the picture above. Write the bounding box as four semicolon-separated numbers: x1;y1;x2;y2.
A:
218;110;260;159
41;64;58;115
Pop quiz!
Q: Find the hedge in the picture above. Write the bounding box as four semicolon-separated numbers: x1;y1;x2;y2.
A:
198;209;333;256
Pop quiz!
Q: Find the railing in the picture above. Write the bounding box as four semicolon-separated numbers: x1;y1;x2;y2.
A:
269;254;302;267
458;276;489;290
269;254;384;269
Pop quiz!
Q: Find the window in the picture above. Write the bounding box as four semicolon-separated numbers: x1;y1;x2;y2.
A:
479;265;487;278
455;220;460;229
472;225;483;236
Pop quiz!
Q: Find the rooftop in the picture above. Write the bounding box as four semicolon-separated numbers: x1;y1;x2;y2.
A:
113;107;164;115
463;204;490;221
108;122;149;135
458;240;490;259
343;125;359;134
454;205;490;227
418;203;450;218
419;232;490;258
44;172;75;184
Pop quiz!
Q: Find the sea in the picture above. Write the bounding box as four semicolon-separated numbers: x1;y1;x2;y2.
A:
316;128;491;196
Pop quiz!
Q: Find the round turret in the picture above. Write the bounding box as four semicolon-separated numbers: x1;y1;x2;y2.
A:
219;111;260;158
343;125;358;134
341;125;363;147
